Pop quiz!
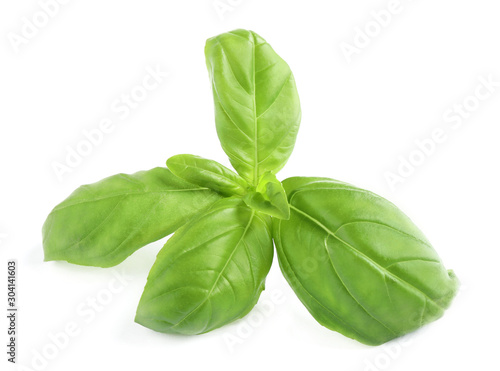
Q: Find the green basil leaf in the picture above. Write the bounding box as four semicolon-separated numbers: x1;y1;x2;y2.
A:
273;177;459;345
135;198;273;335
244;172;290;219
167;154;248;197
205;29;301;185
42;167;222;268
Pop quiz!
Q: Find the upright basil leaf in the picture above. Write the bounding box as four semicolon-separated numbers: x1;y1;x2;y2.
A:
42;168;222;268
205;29;301;185
273;177;459;346
135;198;273;335
244;172;290;219
167;154;248;197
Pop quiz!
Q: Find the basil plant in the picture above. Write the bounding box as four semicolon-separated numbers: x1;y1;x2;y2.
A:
42;29;459;345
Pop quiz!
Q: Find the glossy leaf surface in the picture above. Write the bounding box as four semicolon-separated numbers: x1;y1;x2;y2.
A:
43;168;222;267
273;177;459;345
205;29;301;185
135;198;273;335
167;154;248;197
244;172;290;219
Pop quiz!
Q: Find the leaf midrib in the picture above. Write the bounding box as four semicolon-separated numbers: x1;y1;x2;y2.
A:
251;32;259;185
174;162;246;194
289;204;445;311
51;188;210;213
170;210;256;330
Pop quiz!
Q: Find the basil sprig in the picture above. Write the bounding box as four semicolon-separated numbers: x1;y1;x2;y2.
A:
43;30;458;345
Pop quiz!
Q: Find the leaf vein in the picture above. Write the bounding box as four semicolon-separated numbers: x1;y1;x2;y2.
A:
289;205;444;310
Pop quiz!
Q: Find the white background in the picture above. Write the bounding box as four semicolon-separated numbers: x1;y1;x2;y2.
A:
1;1;499;370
